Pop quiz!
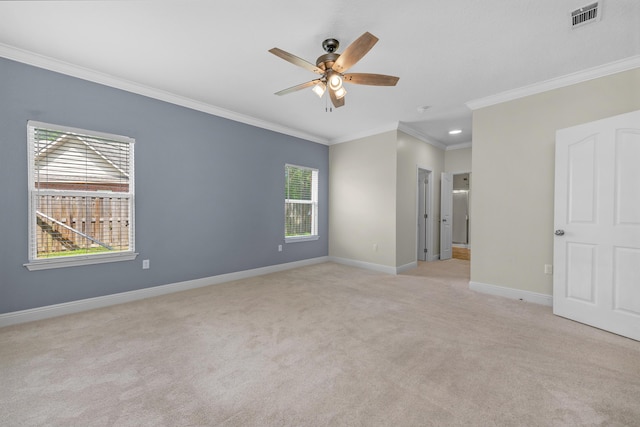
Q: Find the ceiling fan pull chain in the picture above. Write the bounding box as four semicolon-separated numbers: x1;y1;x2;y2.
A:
325;93;332;113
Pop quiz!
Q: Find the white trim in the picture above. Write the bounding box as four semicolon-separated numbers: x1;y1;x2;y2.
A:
447;169;472;176
285;235;319;243
284;164;319;241
446;142;472;151
0;43;328;145
397;124;447;150
428;253;440;262
469;281;553;306
2;256;329;327
24;252;138;271
328;256;397;275
466;55;640;110
4;45;638;146
416;166;434;263
396;261;418;274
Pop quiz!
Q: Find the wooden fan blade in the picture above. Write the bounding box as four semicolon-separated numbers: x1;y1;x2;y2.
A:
269;48;324;75
332;32;379;73
275;80;321;96
329;88;345;108
344;73;399;86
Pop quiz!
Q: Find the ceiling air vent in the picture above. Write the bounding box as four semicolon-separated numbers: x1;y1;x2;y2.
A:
571;2;600;28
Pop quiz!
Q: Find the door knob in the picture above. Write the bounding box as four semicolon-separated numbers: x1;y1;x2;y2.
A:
554;229;565;236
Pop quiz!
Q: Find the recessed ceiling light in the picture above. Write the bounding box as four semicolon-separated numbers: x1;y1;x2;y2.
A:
417;106;431;113
449;129;462;135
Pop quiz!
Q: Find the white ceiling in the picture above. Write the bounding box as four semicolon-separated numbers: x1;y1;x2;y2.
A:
0;1;638;147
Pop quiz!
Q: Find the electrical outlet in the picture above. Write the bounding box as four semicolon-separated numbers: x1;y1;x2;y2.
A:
373;243;378;251
544;264;553;275
278;245;282;252
143;259;150;269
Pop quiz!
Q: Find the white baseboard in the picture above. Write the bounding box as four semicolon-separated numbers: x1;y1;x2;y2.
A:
328;256;397;275
0;256;329;327
396;261;418;274
328;257;418;275
469;281;552;306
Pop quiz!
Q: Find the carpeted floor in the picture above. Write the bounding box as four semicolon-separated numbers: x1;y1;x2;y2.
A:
1;260;639;426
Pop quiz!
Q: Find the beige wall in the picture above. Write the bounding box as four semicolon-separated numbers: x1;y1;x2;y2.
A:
396;131;445;266
444;147;472;173
471;68;640;295
329;129;446;269
329;131;397;267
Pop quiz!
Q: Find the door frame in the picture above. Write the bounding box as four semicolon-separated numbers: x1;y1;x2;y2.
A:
440;172;454;260
416;167;434;261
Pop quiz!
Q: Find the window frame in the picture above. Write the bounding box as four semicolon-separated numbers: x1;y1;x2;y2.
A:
24;121;137;271
284;164;319;243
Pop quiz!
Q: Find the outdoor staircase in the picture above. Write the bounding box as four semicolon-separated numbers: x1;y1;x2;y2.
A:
36;216;79;251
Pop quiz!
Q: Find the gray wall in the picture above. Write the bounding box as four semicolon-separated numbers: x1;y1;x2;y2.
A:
0;57;328;314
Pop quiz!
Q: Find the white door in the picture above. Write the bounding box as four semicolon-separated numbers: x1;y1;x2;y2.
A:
417;170;429;261
440;172;453;260
554;109;640;341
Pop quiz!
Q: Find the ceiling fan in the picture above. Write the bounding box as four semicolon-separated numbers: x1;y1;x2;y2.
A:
269;32;399;109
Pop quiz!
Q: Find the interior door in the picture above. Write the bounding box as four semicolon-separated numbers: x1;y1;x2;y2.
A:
440;172;453;260
553;109;640;341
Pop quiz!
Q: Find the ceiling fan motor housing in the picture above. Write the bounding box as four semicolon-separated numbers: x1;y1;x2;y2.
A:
322;38;339;53
316;53;340;71
317;38;341;71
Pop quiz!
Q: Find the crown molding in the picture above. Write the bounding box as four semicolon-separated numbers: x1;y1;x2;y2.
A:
446;142;472;151
397;123;447;150
466;55;640;110
0;43;329;145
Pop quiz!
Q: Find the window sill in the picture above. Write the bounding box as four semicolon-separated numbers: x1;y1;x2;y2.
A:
285;235;319;243
24;252;138;271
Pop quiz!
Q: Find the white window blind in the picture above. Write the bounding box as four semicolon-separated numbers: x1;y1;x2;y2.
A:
26;121;136;269
285;164;318;241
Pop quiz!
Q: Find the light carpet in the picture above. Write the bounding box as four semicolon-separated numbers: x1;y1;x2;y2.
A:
1;260;639;426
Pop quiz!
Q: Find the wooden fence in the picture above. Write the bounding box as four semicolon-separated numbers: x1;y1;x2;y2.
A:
36;195;130;256
285;201;313;237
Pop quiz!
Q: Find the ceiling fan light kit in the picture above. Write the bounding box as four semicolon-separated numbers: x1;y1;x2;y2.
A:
269;32;399;109
312;82;327;98
334;86;347;100
328;72;343;91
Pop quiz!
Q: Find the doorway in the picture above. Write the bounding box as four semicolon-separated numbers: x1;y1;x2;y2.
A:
417;168;433;261
452;173;470;245
451;172;471;261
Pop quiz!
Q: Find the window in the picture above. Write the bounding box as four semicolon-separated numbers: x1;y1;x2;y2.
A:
285;164;318;242
25;121;136;270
